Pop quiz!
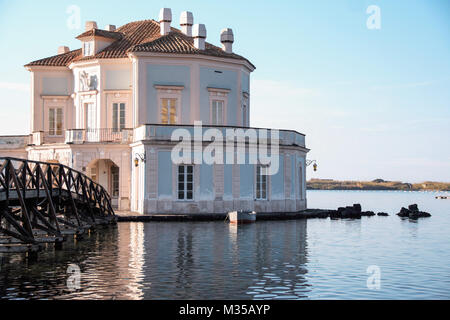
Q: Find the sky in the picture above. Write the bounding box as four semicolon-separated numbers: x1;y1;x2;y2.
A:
0;0;449;182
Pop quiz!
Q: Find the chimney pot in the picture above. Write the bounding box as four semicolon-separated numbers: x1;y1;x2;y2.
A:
58;46;70;54
159;8;172;36
85;21;98;31
105;24;116;32
180;11;194;37
220;28;234;53
193;24;207;50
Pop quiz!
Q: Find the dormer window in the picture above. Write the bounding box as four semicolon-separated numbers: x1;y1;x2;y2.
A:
76;25;122;58
83;41;94;56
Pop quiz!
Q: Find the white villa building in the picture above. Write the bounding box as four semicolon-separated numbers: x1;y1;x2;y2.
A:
0;8;309;214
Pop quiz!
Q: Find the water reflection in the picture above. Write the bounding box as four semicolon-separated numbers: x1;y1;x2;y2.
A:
0;220;311;300
121;223;145;299
1;190;449;300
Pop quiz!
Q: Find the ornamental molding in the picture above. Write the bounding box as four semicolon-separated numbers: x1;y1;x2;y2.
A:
154;84;185;94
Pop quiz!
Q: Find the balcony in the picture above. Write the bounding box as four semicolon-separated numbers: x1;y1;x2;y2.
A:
31;131;65;145
133;124;306;148
65;128;134;144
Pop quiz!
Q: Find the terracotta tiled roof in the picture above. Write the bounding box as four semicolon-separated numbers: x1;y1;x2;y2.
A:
75;28;123;41
25;49;82;67
132;32;252;63
25;20;254;69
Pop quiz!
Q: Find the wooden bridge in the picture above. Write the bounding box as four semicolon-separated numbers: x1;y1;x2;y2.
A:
0;157;116;254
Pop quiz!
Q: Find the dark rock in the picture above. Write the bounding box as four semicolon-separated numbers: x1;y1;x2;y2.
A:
418;211;431;218
329;210;340;219
361;211;376;217
409;211;419;219
317;211;330;218
353;204;362;213
377;212;389;216
411;211;432;219
342;206;362;219
397;206;431;219
397;207;411;217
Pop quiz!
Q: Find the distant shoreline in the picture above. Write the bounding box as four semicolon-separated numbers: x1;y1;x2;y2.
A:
307;179;450;191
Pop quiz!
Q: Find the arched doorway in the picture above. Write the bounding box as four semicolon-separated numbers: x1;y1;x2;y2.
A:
86;159;120;208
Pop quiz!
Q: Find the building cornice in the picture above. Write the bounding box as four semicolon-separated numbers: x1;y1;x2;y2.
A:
40;95;71;100
25;66;70;72
128;52;255;73
69;58;131;69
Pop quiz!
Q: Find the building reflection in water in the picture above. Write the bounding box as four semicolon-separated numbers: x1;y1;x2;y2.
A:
0;220;310;300
118;222;145;299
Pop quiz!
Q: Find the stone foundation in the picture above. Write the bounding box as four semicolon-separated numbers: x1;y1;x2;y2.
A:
143;198;307;214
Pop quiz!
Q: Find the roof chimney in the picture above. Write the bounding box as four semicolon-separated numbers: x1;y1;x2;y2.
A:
159;8;172;36
105;24;116;32
220;28;234;53
193;24;206;50
58;46;70;55
180;11;194;37
85;21;98;31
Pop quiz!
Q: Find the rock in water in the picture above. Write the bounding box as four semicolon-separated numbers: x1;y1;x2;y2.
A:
329;210;340;219
419;211;432;218
377;212;389;216
353;204;362;214
397;205;431;219
361;211;376;217
397;207;411;217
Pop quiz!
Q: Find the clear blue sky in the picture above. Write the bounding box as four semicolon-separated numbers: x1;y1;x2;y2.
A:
0;0;449;182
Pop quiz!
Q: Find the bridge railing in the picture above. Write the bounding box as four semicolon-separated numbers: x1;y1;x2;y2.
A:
0;157;115;244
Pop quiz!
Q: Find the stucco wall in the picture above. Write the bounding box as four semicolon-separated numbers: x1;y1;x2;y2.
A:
146;64;191;124
157;151;173;198
105;69;132;90
42;77;69;95
200;67;238;126
271;154;285;199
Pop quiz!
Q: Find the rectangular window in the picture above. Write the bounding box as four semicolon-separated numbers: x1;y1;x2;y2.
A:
242;104;247;127
85;103;96;130
49;108;63;136
111;166;120;198
161;98;177;124
178;165;194;200
113;103;126;132
84;41;94;56
299;165;303;199
212;100;224;125
256;165;268;200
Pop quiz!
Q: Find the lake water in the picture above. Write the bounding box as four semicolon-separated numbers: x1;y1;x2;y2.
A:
1;190;449;300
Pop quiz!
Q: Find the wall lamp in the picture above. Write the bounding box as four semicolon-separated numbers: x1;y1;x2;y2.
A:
134;153;146;167
306;160;318;172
